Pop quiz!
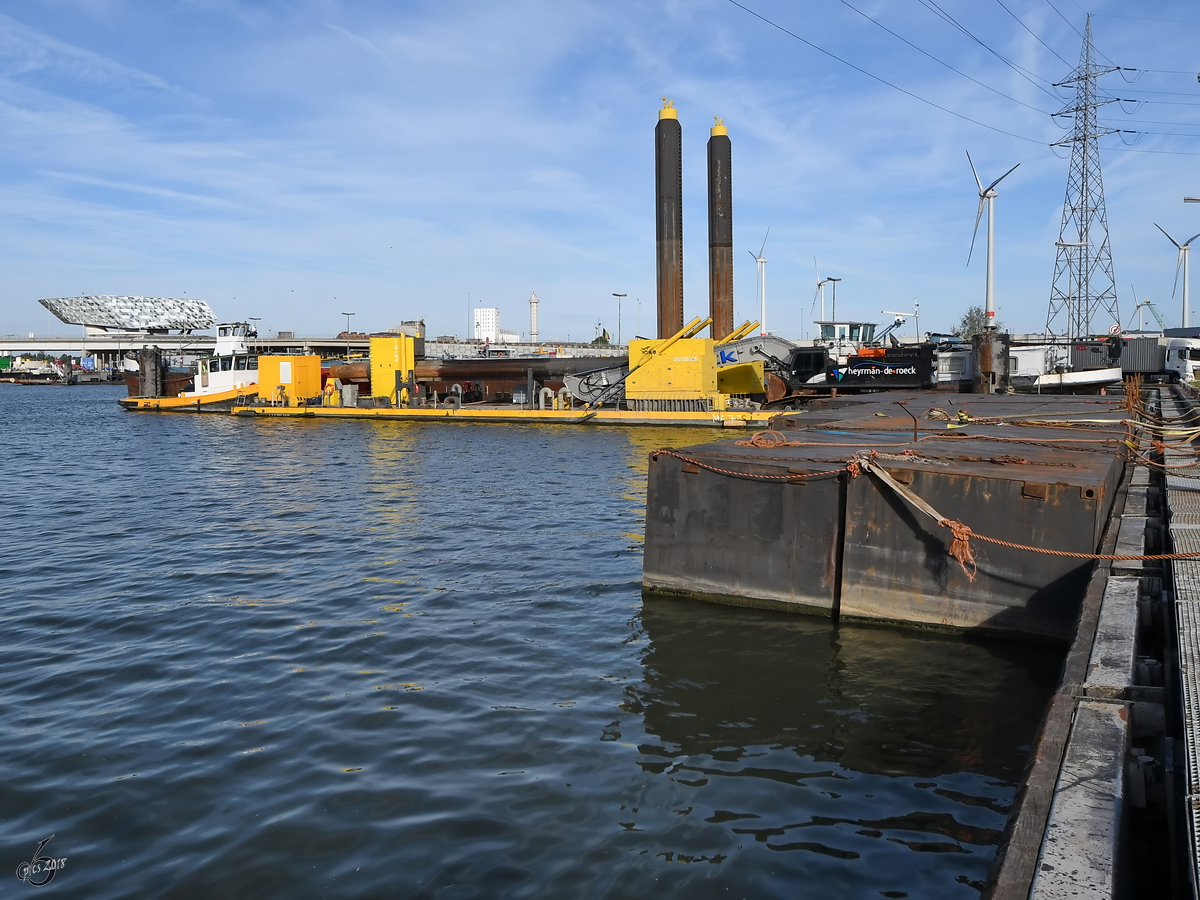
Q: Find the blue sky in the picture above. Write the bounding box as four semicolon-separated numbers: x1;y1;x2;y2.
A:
2;0;1200;342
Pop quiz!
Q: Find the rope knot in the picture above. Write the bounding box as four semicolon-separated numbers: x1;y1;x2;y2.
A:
736;430;798;449
939;518;978;581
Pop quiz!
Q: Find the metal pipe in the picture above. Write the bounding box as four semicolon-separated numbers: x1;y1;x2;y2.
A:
655;99;683;339
708;118;733;340
717;320;759;344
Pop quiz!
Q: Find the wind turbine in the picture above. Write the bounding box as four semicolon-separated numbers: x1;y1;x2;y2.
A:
748;227;769;336
966;151;1019;331
814;259;833;322
1155;224;1200;328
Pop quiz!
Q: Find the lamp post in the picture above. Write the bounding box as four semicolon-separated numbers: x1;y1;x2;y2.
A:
612;293;626;346
342;311;355;359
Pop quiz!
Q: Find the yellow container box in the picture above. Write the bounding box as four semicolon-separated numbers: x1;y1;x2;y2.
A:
626;337;716;400
258;355;322;405
370;335;417;403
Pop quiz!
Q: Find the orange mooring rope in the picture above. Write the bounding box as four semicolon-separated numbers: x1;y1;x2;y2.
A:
651;434;1200;580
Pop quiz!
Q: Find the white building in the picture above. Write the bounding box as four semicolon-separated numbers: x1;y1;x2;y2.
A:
474;307;500;342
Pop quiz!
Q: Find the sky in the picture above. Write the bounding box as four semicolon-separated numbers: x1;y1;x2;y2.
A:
1;0;1200;343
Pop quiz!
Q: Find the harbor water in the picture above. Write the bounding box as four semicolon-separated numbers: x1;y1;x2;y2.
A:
1;385;1064;898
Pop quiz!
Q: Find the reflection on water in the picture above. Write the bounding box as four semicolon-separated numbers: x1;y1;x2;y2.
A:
604;599;1062;896
0;388;1060;899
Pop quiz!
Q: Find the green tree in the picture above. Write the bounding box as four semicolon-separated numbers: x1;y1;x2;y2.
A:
952;305;1000;338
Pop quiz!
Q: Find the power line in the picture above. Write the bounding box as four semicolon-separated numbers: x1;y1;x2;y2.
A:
1091;14;1200;26
1044;0;1121;69
1105;87;1200;98
993;0;1073;68
725;0;1047;144
1043;0;1083;38
1102;145;1200;157
1101;118;1200;127
836;0;1052;114
914;0;1060;100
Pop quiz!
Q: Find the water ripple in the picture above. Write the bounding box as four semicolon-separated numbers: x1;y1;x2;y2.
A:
0;386;1061;898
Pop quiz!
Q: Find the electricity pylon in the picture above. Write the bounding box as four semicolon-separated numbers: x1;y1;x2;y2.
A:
1045;15;1120;340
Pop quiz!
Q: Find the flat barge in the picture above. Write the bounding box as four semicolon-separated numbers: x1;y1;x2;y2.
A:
643;393;1131;642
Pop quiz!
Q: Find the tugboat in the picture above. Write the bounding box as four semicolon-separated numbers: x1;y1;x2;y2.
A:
120;323;259;412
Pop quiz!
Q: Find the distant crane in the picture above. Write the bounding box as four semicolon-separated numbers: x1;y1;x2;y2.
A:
966;151;1020;331
1126;285;1167;332
748;227;770;336
1155;224;1200;328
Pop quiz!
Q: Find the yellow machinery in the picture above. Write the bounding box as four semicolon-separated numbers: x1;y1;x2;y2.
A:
620;317;764;411
369;335;418;405
258;355;321;406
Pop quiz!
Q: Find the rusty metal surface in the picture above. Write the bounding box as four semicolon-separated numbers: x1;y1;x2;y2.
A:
655;115;683;339
644;392;1130;641
707;131;733;340
414;356;626;382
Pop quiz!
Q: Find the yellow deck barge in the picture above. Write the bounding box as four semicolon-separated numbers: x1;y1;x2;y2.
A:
226;317;777;428
231;404;775;427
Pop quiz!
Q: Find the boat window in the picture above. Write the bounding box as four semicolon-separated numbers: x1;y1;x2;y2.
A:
838;327;847;340
199;360;208;374
1009;357;1018;370
849;325;861;341
863;325;876;341
235;356;247;370
820;325;835;339
248;356;258;370
221;356;233;371
219;326;230;337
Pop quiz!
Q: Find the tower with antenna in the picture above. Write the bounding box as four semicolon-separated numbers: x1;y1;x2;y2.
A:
1045;15;1120;340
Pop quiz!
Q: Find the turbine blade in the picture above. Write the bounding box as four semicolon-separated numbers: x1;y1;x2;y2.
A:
1186;232;1200;246
967;197;985;266
759;226;771;258
747;249;758;261
1174;251;1184;298
1156;222;1183;249
814;256;820;282
985;162;1020;193
966;150;983;192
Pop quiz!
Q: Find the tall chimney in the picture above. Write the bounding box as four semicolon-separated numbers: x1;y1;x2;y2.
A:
655;98;683;338
707;117;733;340
529;291;539;344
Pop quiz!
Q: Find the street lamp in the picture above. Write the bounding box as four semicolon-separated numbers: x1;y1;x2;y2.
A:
342;311;355;359
826;278;842;321
612;293;627;345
